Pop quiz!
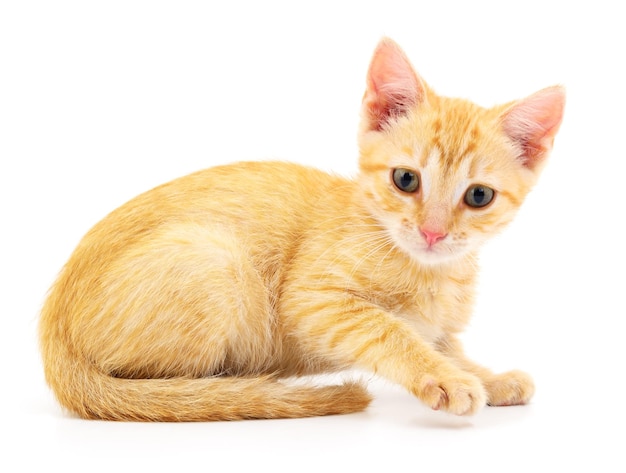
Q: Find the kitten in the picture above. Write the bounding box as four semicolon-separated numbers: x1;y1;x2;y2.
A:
39;38;564;421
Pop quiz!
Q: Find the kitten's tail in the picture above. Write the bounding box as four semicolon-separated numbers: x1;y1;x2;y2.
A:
41;338;371;421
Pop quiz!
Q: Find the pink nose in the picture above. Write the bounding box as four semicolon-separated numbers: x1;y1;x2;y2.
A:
420;228;448;247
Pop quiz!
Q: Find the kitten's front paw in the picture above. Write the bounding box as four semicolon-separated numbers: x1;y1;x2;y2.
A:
485;370;535;406
416;373;487;416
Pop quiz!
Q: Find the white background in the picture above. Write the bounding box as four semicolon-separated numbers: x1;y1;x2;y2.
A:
1;1;625;471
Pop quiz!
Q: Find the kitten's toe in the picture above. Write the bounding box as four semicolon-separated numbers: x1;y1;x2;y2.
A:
417;373;486;416
485;370;535;406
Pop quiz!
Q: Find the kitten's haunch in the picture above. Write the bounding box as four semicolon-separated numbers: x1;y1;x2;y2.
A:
40;38;564;421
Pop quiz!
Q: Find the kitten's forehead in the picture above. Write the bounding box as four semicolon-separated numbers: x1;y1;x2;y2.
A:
420;146;474;203
389;110;504;205
424;110;481;174
417;102;504;190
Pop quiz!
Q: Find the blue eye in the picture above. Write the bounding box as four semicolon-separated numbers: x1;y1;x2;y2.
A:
464;185;495;208
392;168;420;193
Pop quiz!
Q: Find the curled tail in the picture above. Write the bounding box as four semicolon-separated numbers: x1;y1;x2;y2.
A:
40;329;371;421
58;368;371;422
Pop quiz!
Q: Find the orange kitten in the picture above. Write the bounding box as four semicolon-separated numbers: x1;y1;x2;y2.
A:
39;38;565;421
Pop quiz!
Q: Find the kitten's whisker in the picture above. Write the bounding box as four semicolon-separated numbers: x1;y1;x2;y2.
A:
312;229;395;287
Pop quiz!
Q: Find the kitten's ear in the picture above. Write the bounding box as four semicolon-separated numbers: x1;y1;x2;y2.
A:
362;38;426;132
502;86;566;170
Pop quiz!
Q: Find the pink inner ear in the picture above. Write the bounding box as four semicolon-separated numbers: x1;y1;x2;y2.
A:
363;38;424;131
502;86;566;169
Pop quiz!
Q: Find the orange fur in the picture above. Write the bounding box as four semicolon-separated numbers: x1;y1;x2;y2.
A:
39;38;565;421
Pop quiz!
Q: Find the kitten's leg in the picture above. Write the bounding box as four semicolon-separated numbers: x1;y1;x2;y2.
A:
436;336;535;406
284;293;487;416
87;224;277;378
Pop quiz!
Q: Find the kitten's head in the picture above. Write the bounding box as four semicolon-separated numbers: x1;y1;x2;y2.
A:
358;38;565;266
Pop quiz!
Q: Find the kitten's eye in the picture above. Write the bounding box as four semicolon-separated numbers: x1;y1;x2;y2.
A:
392;168;420;193
464;185;495;208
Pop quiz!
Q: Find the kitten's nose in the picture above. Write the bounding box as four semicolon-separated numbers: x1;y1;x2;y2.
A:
420;228;448;247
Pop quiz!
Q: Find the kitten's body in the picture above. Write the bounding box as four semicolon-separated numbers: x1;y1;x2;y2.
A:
40;39;564;421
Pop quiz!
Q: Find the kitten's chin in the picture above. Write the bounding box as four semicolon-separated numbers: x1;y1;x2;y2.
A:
407;248;465;266
393;238;470;267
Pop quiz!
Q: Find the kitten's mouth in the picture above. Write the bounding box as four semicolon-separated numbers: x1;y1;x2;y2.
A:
412;245;459;265
394;233;465;265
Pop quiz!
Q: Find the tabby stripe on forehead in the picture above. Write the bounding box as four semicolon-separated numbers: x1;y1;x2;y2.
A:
442;138;479;172
431;118;480;172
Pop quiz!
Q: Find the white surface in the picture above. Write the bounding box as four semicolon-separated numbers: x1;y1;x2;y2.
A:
1;1;624;471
